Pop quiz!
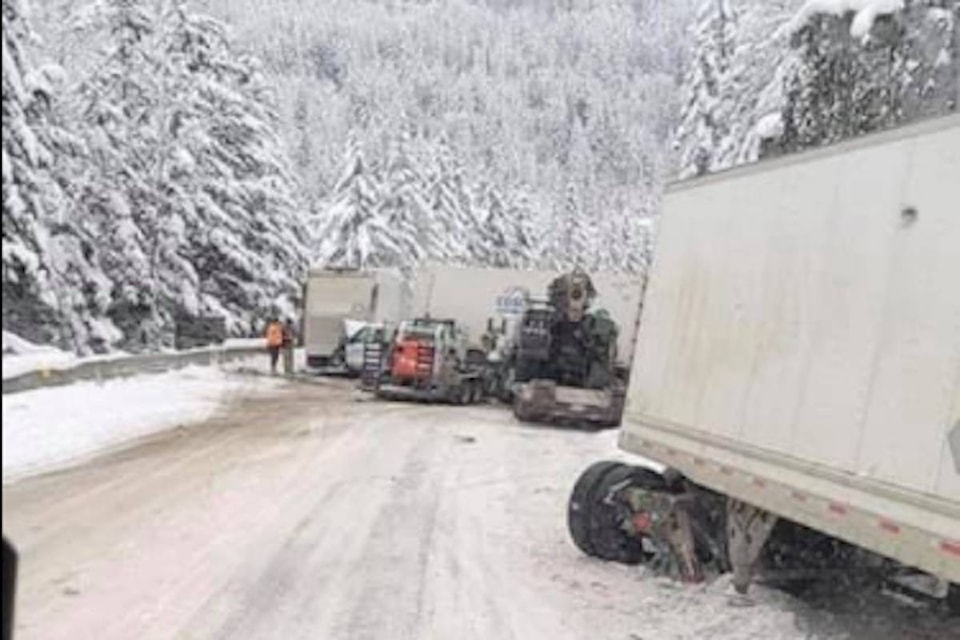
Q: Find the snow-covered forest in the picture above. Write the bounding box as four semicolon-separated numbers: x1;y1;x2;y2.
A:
195;0;695;273
4;0;308;352
3;0;957;354
676;0;958;177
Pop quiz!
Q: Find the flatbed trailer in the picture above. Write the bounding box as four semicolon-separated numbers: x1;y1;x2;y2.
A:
569;115;960;609
513;381;625;430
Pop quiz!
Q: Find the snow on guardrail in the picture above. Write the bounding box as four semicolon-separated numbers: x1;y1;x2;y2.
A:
1;335;268;394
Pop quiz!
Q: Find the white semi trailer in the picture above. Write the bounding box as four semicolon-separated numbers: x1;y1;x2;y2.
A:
568;115;960;610
409;265;645;370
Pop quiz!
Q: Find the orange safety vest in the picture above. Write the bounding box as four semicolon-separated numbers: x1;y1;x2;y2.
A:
265;322;283;347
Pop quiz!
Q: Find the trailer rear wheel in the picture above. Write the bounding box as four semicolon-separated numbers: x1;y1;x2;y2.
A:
568;461;619;557
568;461;667;565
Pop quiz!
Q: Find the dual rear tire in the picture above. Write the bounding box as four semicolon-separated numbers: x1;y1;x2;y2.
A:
567;461;668;565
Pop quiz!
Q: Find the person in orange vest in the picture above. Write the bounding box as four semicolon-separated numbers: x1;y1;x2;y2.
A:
265;318;283;374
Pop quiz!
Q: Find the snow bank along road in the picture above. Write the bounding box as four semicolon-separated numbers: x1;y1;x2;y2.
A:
2;379;955;640
2;362;279;482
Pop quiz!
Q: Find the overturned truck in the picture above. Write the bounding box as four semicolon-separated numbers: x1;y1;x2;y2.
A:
511;270;626;429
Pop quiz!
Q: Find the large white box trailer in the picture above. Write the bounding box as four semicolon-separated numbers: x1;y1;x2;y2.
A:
410;265;645;370
302;268;408;369
408;265;557;347
569;115;960;607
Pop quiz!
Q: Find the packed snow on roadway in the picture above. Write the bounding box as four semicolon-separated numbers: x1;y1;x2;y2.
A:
6;370;945;639
0;382;825;639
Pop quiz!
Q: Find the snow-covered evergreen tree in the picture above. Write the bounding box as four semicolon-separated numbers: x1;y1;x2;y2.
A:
425;137;478;264
293;89;313;178
675;0;738;177
781;0;958;152
67;0;181;347
503;188;537;269
472;181;512;268
380;127;432;269
559;117;598;267
2;0;310;351
316;134;399;268
675;0;806;177
160;1;308;329
551;181;590;269
2;0;113;351
311;128;547;272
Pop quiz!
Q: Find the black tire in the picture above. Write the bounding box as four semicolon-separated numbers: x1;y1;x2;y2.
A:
568;461;620;557
568;461;667;564
590;465;668;563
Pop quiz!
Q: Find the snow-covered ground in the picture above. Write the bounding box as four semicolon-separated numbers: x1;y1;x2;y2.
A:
2;331;79;380
0;385;812;639
4;382;949;639
2;362;278;483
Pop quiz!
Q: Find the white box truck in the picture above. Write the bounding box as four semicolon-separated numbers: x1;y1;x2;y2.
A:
303;267;408;371
568;115;959;611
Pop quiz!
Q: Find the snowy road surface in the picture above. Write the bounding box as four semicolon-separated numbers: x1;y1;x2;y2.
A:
3;379;955;640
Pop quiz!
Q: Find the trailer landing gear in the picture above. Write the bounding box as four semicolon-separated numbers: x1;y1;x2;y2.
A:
727;499;778;594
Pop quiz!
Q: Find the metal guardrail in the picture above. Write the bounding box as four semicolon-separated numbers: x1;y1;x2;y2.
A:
1;344;266;395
